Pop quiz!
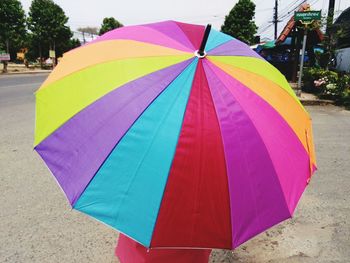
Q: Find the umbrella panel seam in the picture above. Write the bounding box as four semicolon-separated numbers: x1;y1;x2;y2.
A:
204;60;292;241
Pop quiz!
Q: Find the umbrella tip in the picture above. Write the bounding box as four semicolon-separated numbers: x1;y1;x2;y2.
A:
196;24;212;58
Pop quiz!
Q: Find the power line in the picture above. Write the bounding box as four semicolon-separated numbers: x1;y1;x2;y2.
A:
278;0;304;17
278;1;296;14
258;24;274;35
257;7;274;12
309;0;322;7
258;0;305;38
278;0;307;20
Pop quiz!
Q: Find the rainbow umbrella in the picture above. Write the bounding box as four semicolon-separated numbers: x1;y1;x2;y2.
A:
34;21;316;249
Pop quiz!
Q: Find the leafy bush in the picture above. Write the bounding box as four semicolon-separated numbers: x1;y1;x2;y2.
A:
335;74;350;108
302;67;350;107
303;67;338;93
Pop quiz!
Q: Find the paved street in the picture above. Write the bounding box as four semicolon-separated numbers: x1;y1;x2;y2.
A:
1;74;350;263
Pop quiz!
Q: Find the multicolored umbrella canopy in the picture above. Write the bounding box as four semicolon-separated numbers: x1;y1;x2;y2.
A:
34;21;316;250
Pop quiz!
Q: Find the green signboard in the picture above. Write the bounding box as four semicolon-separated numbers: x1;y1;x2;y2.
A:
294;11;321;22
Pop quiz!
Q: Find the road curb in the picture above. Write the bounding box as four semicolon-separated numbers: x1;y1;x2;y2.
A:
300;99;334;106
1;70;51;75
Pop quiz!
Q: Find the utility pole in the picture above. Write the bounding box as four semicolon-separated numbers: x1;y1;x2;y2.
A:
273;0;279;39
294;9;321;95
325;0;335;69
326;0;336;34
297;27;308;96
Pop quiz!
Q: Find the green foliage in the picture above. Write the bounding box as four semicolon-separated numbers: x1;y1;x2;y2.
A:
99;17;123;36
302;67;350;107
27;0;72;64
336;74;350;107
303;68;337;85
0;0;27;58
221;0;257;45
0;0;83;68
25;36;80;63
69;38;81;49
317;14;350;69
303;67;338;94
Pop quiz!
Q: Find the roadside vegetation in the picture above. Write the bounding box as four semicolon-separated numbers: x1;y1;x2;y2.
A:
0;0;123;72
303;67;350;107
302;17;350;108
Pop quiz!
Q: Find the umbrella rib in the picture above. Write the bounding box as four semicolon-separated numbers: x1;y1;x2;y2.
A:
86;24;194;53
146;61;200;247
172;22;197;50
34;55;192;147
69;58;196;208
202;61;234;248
39;52;192;91
110;60;197;234
205;37;234;53
223;60;296;213
207;56;314;165
140;23;195;52
208;56;306;113
204;60;292;244
206;60;264;246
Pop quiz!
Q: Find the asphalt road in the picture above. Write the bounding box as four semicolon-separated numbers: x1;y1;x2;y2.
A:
0;74;349;263
0;74;47;106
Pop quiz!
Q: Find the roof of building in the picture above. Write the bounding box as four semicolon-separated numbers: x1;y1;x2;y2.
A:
334;6;350;24
276;3;324;44
333;7;350;49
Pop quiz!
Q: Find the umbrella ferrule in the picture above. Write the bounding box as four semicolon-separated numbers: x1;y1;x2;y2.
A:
197;24;212;58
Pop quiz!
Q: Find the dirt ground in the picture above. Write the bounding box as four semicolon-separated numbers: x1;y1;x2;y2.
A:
1;74;349;262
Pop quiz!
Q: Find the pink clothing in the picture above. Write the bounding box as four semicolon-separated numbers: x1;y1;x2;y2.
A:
116;234;211;263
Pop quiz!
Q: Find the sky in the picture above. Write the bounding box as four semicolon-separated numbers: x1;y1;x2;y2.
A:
20;0;349;40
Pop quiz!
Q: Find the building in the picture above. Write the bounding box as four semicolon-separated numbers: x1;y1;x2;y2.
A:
334;7;350;72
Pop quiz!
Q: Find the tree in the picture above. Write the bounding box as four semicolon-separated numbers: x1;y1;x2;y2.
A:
69;38;81;49
0;0;27;72
320;15;350;69
221;0;257;45
99;17;123;35
27;0;72;67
